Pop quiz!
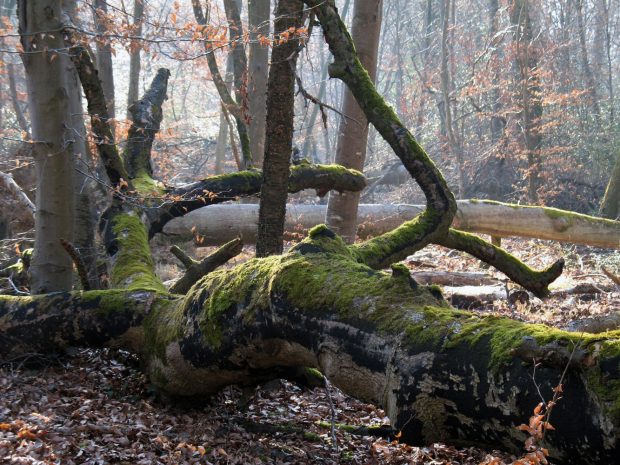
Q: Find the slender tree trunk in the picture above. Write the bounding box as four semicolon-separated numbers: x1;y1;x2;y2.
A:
600;150;620;219
92;0;116;132
575;0;601;125
214;55;234;174
19;0;75;293
6;61;30;137
301;44;329;161
510;0;543;204
64;0;98;289
256;0;304;257
126;0;144;118
325;0;382;243
488;0;505;143
439;0;465;197
600;0;614;124
247;0;270;167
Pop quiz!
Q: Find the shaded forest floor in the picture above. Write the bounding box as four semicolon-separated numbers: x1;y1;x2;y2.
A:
1;238;619;464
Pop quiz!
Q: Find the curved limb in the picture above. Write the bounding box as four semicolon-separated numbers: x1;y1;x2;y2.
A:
437;229;564;297
147;164;366;237
304;0;456;264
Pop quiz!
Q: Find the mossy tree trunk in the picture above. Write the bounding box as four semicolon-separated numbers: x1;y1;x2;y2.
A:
2;3;618;464
1;227;619;465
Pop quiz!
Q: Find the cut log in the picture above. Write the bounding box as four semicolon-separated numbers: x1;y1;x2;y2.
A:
162;200;620;249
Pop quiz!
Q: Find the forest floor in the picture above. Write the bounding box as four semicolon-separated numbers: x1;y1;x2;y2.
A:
1;238;618;464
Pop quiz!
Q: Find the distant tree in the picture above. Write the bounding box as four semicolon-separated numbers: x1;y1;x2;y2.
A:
600;150;620;219
325;0;382;243
126;0;144;118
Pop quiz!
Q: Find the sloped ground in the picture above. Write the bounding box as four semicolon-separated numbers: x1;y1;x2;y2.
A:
1;239;618;464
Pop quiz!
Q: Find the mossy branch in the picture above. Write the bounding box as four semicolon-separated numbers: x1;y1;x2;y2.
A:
65;33;129;188
170;245;196;269
304;0;457;257
147;164;366;236
170;237;243;294
437;229;564;297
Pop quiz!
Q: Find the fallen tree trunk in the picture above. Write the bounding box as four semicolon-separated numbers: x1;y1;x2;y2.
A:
10;4;606;463
162;200;620;249
1;228;618;465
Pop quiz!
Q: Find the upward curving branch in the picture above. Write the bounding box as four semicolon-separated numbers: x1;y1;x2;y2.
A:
303;0;457;264
302;0;563;296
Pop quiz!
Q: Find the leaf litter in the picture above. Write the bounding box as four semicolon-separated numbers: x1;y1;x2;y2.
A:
2;238;617;464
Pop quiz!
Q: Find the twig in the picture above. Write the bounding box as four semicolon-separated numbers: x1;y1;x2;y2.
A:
602;266;620;287
322;375;338;452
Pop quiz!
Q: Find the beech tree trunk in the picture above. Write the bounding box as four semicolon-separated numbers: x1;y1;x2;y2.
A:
19;0;75;293
247;0;270;166
126;0;144;117
325;0;382;243
163;201;620;249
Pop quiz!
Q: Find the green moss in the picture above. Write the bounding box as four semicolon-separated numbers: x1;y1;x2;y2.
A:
111;213;167;293
142;296;184;361
212;169;261;187
131;174;165;196
83;289;145;316
352;208;444;269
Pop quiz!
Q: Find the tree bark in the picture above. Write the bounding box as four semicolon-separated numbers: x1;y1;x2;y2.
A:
325;0;382;243
0;170;34;235
6;61;30;137
256;0;304;257
126;0;144;118
19;0;75;293
223;0;252;168
1;228;618;464
247;0;270;166
92;0;116;130
600;150;620;219
510;0;543;204
163;201;620;249
64;0;98;289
